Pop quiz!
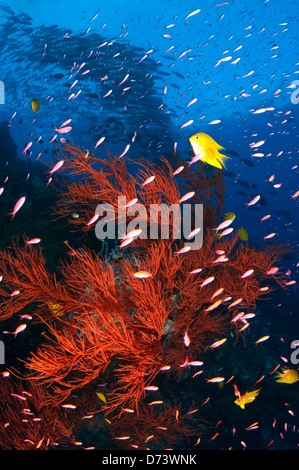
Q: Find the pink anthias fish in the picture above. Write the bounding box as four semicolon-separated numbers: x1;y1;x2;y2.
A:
246;195;260;206
23;142;32;154
119;144;130;158
26;238;41;245
49;160;64;175
3;324;27;338
8;196;26;220
54;126;72;134
185;8;201;20
95;137;105;149
213;218;233;232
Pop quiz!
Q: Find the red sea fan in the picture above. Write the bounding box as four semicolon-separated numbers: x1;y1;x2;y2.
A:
107;403;198;450
0;143;290;446
0;378;75;450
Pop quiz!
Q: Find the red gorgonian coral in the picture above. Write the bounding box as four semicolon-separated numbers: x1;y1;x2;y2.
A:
0;143;289;449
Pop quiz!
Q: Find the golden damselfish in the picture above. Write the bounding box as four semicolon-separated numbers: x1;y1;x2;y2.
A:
189;132;231;169
30;98;40;113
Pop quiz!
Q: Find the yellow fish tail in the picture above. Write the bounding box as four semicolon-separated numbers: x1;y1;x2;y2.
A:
217;153;232;168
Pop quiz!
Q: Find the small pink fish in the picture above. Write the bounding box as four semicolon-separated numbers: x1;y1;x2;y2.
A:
186;227;201;239
23;142;32;154
183;331;191;347
10;290;20;297
122;229;142;240
210;338;227;349
119;144;130;158
133;271;152;279
205;300;222;312
246;195;260;206
211;288;224;299
8;196;26;220
266;267;279;275
188;361;203;366
125;198;138;208
200;276;215;288
180;119;194;129
188;153;204;166
255;335;270;345
26;238;41;245
178;191;195;203
185;8;201;20
49;160;64;175
60;119;72;127
178;49;192;60
19;314;32;320
231;312;245;323
173;165;184;176
120;237;134;249
190;268;202;274
208;119;221;125
285;280;296;286
3;324;27;338
87;214;100;226
119;73;129;86
206;377;225;383
103;89;112;98
213;218;233;232
249;140;265;148
243;70;254;77
264;232;276;240
261;214;271;222
175;246;191;255
228;298;243;308
241;269;254;278
54;126;72;134
141;175;155;186
95;137;105;148
187;98;198;107
219;227;234;237
213;255;228;263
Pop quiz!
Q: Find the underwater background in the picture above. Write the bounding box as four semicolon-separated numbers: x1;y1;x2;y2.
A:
0;0;298;451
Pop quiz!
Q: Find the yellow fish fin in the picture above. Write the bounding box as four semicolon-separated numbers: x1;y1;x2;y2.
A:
216;153;232;169
203;148;223;169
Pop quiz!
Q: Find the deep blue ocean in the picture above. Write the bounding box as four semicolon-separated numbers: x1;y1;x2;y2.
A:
0;0;298;453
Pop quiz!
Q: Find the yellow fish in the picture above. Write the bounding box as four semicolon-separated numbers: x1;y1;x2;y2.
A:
238;227;248;241
47;302;63;316
225;212;236;221
234;388;261;409
275;368;299;384
30;98;40;113
189;132;230;169
96;392;107;404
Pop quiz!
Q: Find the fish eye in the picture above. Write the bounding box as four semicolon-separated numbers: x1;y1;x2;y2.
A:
195;135;199;139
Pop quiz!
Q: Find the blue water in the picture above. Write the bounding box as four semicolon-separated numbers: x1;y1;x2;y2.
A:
0;0;298;451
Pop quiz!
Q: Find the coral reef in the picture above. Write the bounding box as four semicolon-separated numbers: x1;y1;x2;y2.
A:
0;143;288;449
